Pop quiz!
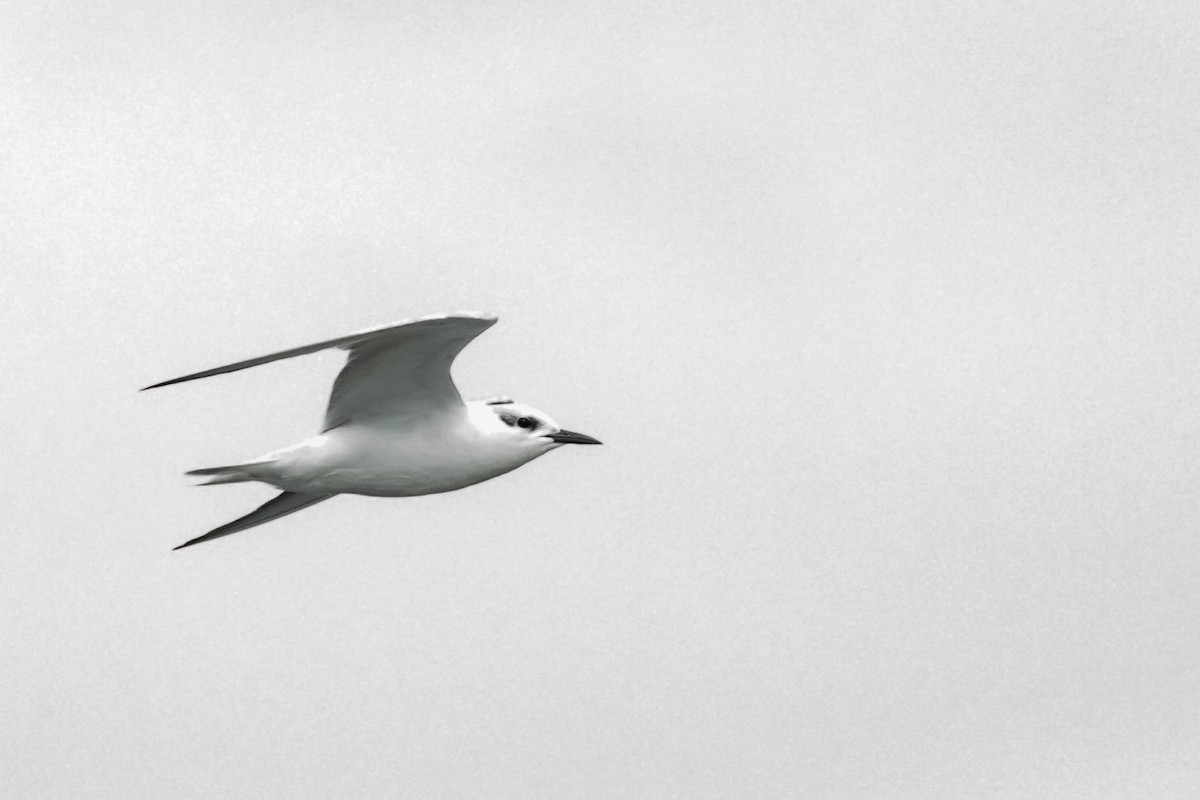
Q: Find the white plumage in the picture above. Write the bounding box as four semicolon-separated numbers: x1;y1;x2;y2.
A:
143;313;601;550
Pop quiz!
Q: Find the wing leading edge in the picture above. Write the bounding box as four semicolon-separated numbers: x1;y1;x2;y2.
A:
141;312;498;392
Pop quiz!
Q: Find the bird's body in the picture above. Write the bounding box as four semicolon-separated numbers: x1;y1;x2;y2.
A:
143;313;600;549
205;401;557;497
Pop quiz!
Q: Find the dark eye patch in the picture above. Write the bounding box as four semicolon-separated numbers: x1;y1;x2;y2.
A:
499;412;517;427
517;417;534;429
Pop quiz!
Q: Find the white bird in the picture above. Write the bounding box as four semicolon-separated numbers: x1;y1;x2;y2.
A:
143;312;601;550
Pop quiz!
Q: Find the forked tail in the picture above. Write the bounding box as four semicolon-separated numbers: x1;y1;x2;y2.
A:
186;461;270;486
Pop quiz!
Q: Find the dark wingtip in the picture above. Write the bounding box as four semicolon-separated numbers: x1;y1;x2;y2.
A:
172;538;200;551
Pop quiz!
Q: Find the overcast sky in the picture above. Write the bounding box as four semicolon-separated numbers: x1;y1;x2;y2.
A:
3;2;1199;798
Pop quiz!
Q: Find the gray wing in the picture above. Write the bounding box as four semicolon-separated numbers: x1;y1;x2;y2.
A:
143;312;498;429
173;491;333;550
321;313;496;429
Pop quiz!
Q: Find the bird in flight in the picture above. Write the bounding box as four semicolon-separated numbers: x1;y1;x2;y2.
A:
142;312;601;550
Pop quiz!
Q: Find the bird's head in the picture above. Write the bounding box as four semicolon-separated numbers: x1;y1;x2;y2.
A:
472;398;602;458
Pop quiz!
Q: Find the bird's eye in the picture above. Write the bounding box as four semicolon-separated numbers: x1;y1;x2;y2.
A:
517;417;534;429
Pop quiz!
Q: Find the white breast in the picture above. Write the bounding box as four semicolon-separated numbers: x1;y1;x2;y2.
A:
265;413;534;497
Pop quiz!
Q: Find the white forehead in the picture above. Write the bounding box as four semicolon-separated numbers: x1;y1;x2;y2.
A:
483;400;560;431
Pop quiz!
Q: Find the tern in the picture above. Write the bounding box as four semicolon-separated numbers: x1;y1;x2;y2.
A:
143;312;601;550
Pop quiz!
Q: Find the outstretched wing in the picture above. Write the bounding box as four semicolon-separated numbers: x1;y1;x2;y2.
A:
142;312;498;429
173;491;333;550
321;313;497;429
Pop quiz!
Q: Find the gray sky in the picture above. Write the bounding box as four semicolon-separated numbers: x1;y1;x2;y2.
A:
3;1;1199;798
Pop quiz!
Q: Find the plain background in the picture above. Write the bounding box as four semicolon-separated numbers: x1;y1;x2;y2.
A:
3;2;1199;798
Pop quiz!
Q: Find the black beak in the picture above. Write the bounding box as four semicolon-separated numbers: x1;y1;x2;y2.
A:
547;429;603;445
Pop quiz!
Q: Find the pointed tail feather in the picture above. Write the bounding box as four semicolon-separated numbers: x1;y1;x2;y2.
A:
185;461;272;486
173;492;334;550
186;465;245;475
